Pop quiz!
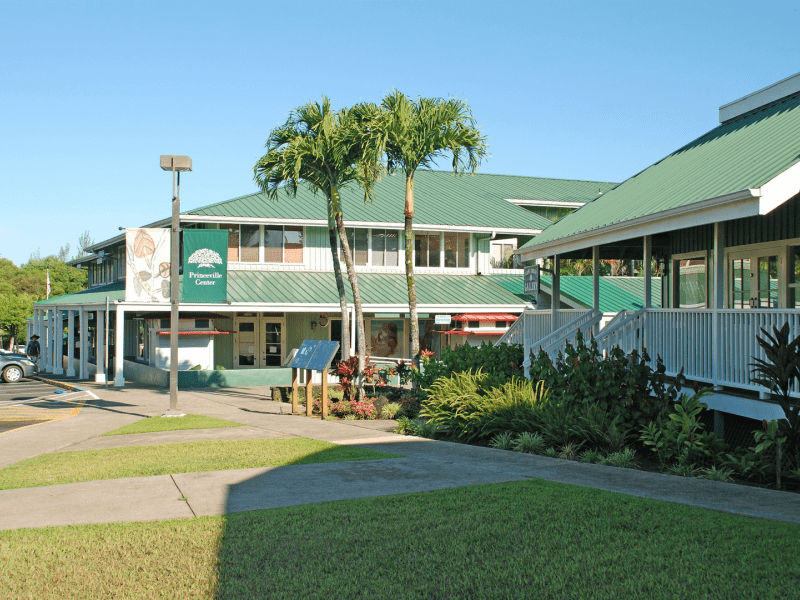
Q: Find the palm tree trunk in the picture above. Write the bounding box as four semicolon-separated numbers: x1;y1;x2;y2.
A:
332;187;366;401
327;196;350;362
404;173;420;367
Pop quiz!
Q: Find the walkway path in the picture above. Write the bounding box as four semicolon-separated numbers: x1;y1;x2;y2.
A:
0;377;798;531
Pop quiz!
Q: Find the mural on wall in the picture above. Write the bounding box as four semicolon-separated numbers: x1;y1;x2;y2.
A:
369;319;403;357
125;228;171;302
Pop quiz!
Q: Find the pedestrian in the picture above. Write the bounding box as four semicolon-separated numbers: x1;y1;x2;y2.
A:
26;334;41;362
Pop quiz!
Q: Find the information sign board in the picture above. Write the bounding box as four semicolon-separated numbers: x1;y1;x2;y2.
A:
434;315;451;325
291;340;340;371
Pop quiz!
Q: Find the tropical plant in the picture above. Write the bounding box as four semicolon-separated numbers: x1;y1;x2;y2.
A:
379;91;487;363
600;447;639;469
513;431;546;455
380;403;403;420
754;419;788;489
489;432;515;451
639;392;726;467
254;98;382;399
750;323;800;473
700;466;734;482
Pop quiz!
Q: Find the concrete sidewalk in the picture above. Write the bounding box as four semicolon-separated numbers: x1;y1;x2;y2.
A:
0;377;799;530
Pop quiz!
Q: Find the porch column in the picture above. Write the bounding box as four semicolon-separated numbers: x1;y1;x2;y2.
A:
66;310;75;377
79;309;88;379
114;306;125;387
95;310;106;383
712;222;725;390
643;235;652;308
551;255;560;333
45;308;54;373
349;305;356;357
36;309;46;370
54;307;64;374
592;246;600;335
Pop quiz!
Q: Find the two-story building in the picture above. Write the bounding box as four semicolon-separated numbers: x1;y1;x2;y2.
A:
31;170;614;388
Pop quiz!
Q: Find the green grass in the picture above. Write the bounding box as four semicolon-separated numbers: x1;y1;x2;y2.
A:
1;480;798;599
102;414;245;436
0;438;400;490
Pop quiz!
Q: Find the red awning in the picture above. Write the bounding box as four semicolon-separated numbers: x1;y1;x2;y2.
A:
440;330;505;336
157;330;231;336
452;313;520;322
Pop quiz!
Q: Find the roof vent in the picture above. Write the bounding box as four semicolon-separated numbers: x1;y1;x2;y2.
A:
719;71;800;123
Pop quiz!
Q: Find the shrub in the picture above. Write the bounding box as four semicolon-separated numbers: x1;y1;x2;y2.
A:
314;398;377;420
601;447;639;469
379;403;403;420
580;449;603;464
421;372;550;444
411;342;524;399
701;466;734;482
398;394;421;418
392;417;437;438
513;431;546;455
529;330;683;432
639;392;726;467
489;432;515;450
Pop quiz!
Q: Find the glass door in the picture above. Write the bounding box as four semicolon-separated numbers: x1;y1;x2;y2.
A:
235;318;258;368
262;320;283;367
729;249;781;309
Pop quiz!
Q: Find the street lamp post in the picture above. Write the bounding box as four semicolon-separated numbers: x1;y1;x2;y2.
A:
160;155;192;416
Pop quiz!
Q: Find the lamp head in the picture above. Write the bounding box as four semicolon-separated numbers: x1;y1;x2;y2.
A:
160;155;193;172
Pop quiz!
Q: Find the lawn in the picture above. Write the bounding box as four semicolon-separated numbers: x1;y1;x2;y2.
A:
0;438;400;490
102;414;244;436
0;480;797;599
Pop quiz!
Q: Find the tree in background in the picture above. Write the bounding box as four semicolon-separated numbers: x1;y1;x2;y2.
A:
379;91;487;362
0;254;86;348
254;98;382;399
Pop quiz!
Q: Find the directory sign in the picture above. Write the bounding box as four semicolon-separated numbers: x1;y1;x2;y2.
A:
290;340;340;371
524;265;540;295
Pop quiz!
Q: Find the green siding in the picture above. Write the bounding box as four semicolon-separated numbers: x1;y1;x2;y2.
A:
523;91;800;251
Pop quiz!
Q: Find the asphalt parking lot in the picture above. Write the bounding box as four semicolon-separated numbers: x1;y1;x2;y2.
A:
0;379;88;434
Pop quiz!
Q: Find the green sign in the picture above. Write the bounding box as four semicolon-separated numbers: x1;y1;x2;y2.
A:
182;230;228;303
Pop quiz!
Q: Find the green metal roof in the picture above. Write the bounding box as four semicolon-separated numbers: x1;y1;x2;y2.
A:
34;283;124;306
540;275;662;312
34;274;528;308
522;90;800;251
186;170;615;232
228;271;527;306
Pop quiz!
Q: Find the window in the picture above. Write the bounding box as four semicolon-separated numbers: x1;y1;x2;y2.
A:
372;229;399;266
674;257;707;308
226;225;240;261
444;232;470;268
226;225;304;264
491;240;517;268
416;233;440;267
416;232;469;269
241;225;260;262
341;229;368;266
791;247;800;308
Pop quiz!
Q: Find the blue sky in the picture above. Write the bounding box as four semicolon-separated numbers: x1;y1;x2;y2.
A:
2;0;799;266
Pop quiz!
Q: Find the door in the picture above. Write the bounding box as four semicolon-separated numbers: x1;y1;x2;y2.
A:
729;248;781;309
234;317;285;368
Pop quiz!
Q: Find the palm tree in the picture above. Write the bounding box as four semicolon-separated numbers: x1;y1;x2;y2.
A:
254;98;381;398
380;91;488;362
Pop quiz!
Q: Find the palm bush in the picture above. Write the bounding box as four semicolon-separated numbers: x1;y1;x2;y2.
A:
513;431;546;455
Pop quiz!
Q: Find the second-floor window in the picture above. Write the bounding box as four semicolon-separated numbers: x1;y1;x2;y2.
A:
340;228;399;267
416;232;470;269
225;225;304;264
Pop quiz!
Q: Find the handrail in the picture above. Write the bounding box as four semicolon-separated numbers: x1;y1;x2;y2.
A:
535;308;603;360
495;312;526;346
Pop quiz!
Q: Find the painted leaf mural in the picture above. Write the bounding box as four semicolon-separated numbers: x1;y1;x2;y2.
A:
133;230;156;258
158;262;170;278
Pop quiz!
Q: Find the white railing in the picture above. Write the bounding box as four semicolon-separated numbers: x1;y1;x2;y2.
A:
717;310;800;393
644;309;713;383
532;308;602;362
590;308;800;396
594;308;646;356
495;309;587;347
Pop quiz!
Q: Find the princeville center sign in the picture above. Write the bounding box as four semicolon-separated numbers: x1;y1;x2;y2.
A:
182;230;228;303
